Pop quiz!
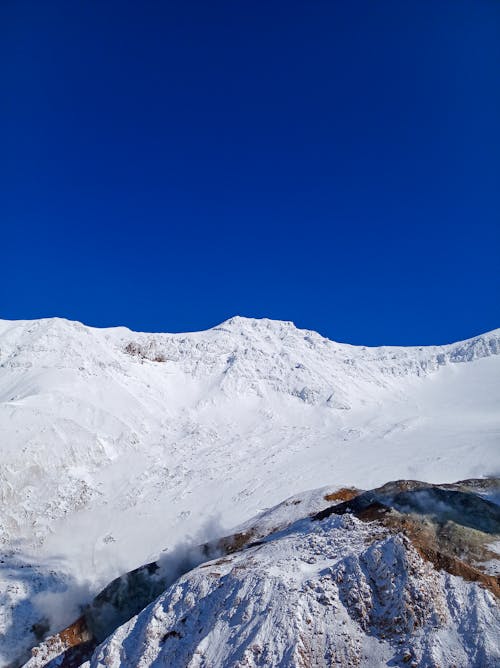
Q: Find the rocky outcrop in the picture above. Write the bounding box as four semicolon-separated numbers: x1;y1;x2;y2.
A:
314;478;500;598
22;479;500;668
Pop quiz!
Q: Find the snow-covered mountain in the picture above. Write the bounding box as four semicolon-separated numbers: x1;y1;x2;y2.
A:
25;479;500;668
0;316;499;666
86;521;497;668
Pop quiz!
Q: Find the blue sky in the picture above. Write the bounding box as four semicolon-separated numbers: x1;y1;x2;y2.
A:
1;1;499;345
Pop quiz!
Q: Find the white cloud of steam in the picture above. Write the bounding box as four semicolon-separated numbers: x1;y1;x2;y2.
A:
31;579;94;638
157;512;227;586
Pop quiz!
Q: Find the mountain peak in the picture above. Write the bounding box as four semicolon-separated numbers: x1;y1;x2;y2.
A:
214;315;298;332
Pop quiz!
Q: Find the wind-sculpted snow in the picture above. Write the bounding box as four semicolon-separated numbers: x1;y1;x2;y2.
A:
0;317;499;666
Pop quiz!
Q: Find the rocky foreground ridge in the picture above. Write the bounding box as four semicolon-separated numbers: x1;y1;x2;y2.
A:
23;478;500;668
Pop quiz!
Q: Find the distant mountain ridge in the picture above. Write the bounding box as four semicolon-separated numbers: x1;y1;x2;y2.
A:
1;316;499;404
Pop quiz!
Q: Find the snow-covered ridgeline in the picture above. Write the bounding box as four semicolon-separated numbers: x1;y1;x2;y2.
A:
1;316;499;394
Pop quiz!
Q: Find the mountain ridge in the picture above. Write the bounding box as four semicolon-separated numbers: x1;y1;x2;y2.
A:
1;313;499;349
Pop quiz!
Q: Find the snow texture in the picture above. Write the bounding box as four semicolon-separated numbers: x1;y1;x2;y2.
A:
0;316;499;665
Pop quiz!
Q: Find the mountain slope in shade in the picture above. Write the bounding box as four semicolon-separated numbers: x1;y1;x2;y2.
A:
0;317;499;666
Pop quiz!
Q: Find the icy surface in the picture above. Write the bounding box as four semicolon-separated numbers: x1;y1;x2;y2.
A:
0;316;499;664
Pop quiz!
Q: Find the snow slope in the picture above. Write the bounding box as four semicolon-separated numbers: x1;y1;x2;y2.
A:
0;316;499;664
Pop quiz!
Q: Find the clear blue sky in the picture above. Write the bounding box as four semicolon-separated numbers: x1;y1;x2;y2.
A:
1;1;499;345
